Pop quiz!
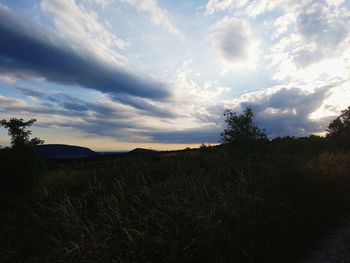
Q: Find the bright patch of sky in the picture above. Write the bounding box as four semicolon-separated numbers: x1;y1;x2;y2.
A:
0;0;349;150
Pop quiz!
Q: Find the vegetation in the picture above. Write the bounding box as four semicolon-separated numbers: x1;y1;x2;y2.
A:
0;118;44;195
326;106;350;147
0;108;350;262
0;118;44;148
220;107;267;146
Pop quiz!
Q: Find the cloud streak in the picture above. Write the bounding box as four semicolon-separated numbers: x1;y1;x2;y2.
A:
120;0;183;39
0;5;169;100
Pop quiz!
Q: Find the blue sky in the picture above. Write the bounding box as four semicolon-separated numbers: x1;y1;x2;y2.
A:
0;0;349;150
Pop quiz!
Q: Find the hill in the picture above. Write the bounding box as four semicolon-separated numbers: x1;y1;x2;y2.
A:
128;148;159;155
36;144;98;159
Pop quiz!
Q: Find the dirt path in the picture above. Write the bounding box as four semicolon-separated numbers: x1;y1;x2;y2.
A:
303;220;350;263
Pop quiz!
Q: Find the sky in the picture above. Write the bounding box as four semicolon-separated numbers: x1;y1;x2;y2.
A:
0;0;349;151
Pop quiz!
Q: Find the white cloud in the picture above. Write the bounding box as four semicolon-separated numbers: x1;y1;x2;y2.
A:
205;0;285;16
205;0;248;15
92;0;111;7
82;0;112;8
245;0;274;17
296;3;349;49
209;17;259;70
325;0;345;7
40;0;129;67
119;0;183;39
0;95;28;108
261;0;349;87
166;61;230;129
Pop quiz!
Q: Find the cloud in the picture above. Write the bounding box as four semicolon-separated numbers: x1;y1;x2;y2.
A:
206;0;349;71
209;17;259;69
7;85;188;143
14;85;175;120
143;127;221;143
205;0;246;15
297;3;348;47
205;0;283;16
15;86;115;116
0;5;169;101
0;92;156;142
41;0;128;52
0;95;28;108
2;80;341;144
110;94;176;118
120;0;183;39
88;0;111;8
0;95;84;118
292;2;350;68
265;0;350;86
235;84;336;137
3;81;222;144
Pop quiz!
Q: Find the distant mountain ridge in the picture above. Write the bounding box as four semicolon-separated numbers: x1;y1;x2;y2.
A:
35;144;159;160
128;148;158;155
36;144;98;159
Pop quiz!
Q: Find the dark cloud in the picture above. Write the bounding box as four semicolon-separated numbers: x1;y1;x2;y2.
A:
2;88;178;142
0;99;82;118
144;127;221;144
0;94;143;140
1;91;220;144
15;86;119;116
210;17;252;63
0;6;169;100
15;85;174;118
44;118;141;139
239;84;334;137
111;94;176;118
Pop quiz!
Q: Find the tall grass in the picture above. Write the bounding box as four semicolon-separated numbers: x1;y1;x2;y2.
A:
1;148;350;262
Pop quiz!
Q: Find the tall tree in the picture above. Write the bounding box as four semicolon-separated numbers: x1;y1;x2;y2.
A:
326;106;350;138
220;106;267;145
0;118;44;149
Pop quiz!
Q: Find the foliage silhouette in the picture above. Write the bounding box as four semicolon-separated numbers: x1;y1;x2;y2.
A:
327;106;350;136
220;106;267;146
326;106;350;147
0;118;44;149
0;118;44;196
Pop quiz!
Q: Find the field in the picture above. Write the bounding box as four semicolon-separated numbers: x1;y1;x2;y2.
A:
1;140;350;262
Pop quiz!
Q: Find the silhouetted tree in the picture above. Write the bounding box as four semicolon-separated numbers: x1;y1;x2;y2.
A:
326;106;350;147
0;118;44;149
220;107;267;146
0;118;44;196
326;106;350;137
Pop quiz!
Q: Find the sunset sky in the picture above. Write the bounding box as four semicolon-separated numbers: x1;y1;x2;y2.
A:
0;0;349;151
